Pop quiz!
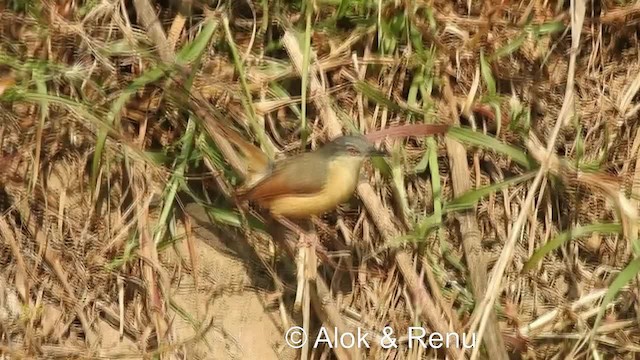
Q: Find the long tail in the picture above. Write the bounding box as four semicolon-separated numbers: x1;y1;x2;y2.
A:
364;123;450;141
165;70;273;177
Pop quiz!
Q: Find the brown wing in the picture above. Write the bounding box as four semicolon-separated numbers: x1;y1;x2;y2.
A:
238;152;328;202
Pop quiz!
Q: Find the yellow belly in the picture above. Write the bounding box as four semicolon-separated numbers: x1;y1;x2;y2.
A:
267;157;364;218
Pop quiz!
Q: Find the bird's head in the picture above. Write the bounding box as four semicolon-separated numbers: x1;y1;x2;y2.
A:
321;134;388;159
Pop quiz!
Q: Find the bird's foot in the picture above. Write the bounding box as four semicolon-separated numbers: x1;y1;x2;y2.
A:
296;233;315;248
273;215;311;244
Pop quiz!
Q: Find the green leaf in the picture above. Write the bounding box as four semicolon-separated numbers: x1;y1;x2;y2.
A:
591;256;640;339
93;18;218;197
336;0;349;18
103;39;145;56
270;83;301;117
144;151;170;164
152;118;197;245
447;126;532;168
92;67;164;196
176;19;218;64
207;207;246;227
490;33;526;60
425;7;437;32
480;50;496;96
530;21;565;35
444;171;536;213
523;223;622;271
508;96;531;136
355;80;404;112
354;80;423;117
491;101;502;137
575;124;584;160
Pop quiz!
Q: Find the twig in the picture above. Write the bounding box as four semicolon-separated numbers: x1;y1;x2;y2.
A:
518;288;612;336
0;218;31;302
132;0;175;64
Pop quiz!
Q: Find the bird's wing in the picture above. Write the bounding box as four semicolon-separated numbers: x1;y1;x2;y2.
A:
237;153;328;202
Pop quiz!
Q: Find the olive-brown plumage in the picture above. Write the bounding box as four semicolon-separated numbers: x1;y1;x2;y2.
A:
237;135;387;218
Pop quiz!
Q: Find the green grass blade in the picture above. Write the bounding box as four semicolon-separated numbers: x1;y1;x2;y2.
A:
523;223;622;271
354;80;423;117
17;92;116;137
490;33;526;61
480;50;496;96
204;206;246;228
92;68;163;197
269;83;301;117
491;101;502;137
176;19;218;64
447;126;532;168
529;20;565;36
223;16;273;158
93;19;218;197
591;256;640;339
153;118;197;245
444;171;536;213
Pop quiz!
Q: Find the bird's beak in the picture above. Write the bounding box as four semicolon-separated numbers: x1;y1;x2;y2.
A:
369;147;389;157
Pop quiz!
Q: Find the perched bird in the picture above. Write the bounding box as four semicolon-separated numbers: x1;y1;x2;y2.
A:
236;134;388;219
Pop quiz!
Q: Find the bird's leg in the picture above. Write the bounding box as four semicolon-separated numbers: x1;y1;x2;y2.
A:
272;215;313;247
271;215;341;271
271;215;317;315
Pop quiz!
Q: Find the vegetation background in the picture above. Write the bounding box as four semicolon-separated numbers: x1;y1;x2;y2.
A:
1;0;640;358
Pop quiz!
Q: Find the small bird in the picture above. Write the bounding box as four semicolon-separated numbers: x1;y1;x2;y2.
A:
236;134;388;219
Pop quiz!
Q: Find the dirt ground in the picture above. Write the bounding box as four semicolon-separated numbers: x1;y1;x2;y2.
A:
92;212;290;359
158;204;294;360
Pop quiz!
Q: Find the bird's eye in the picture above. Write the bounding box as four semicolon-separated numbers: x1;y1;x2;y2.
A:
346;146;360;156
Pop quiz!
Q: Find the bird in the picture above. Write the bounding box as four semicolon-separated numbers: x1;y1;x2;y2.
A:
236;134;388;220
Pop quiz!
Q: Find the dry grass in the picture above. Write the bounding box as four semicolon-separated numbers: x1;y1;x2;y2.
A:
1;0;640;359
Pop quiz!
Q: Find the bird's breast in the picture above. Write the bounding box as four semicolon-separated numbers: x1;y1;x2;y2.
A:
267;156;364;218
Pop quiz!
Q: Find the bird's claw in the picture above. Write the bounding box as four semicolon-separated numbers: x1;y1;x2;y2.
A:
296;234;314;248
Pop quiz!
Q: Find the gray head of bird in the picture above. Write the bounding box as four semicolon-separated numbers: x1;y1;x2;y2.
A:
318;134;388;159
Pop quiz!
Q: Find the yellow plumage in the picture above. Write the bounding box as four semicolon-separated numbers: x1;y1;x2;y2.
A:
268;156;364;218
